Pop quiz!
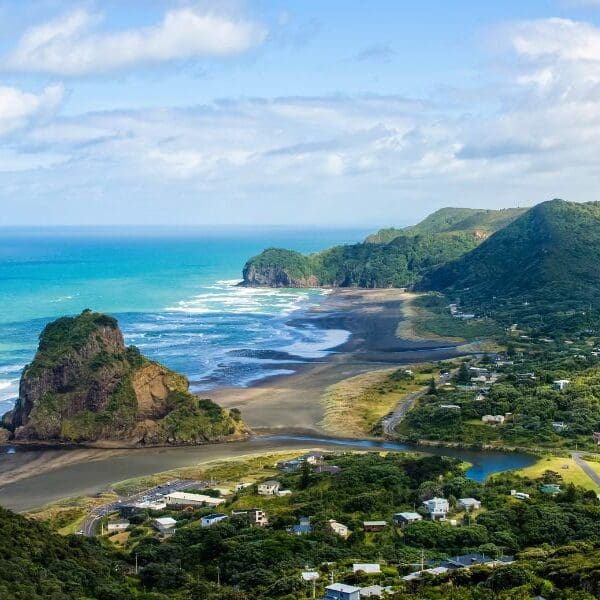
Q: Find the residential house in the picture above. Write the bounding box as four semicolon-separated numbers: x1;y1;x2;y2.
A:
290;517;312;535
106;519;130;532
153;517;177;534
422;497;449;520
510;490;530;500
402;566;449;581
276;458;303;473
328;519;350;538
458;498;481;511
258;480;280;495
363;520;387;532
353;563;381;574
441;554;514;569
360;585;394;597
303;451;325;465
393;512;423;526
324;583;361;600
482;414;505;425
439;404;461;410
201;513;228;527
553;379;570;391
552;422;568;432
231;508;268;527
165;491;225;508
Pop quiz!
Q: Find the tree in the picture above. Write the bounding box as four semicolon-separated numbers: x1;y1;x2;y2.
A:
456;362;471;385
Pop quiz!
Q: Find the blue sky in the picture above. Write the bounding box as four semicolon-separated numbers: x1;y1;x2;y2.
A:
2;0;600;226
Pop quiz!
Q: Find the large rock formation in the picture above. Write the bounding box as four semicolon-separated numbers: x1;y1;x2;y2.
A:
3;310;247;446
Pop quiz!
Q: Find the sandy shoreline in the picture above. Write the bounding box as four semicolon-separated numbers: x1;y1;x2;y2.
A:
0;288;463;505
213;288;460;435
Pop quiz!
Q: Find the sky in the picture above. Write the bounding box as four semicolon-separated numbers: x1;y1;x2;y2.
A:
2;0;600;226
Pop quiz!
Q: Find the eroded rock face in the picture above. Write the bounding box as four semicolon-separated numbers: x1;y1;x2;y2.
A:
5;310;246;446
242;264;319;287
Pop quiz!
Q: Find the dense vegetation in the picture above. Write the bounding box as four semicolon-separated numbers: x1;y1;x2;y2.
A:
365;207;525;244
423;200;600;306
17;451;598;598
242;206;527;288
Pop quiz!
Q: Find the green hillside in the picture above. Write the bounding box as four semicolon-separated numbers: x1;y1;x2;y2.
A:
422;200;600;304
365;207;526;244
243;207;525;288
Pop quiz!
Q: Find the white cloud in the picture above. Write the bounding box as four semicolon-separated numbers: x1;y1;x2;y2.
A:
5;7;267;75
0;84;63;136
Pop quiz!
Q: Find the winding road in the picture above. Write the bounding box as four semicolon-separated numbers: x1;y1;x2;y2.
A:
572;452;600;488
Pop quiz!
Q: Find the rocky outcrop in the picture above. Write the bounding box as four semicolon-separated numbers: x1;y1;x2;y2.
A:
4;310;247;446
242;263;319;287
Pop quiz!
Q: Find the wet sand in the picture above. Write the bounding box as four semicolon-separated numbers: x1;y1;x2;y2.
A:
212;288;459;434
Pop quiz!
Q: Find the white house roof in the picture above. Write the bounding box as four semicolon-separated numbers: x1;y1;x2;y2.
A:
363;520;387;526
459;498;480;504
327;583;361;593
154;517;176;526
353;563;381;573
301;571;319;581
395;511;422;520
166;491;225;505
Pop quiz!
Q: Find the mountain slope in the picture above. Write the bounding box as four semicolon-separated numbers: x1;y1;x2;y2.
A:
242;207;525;288
422;199;600;303
4;310;247;445
364;207;526;244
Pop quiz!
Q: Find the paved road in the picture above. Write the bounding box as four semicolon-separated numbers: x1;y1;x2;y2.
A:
80;479;207;537
572;452;600;488
382;371;452;436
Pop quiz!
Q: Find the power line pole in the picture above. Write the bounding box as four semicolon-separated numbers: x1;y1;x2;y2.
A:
135;554;138;575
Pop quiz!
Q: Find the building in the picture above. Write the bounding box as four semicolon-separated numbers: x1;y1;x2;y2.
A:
328;519;349;538
353;563;381;574
290;517;312;535
276;458;303;473
277;489;292;497
458;498;481;511
201;513;228;527
441;554;514;569
106;519;130;532
324;583;361;600
363;520;387;532
153;517;177;534
393;512;423;526
258;480;280;495
231;508;268;527
482;414;505;425
303;451;325;465
402;566;449;581
553;379;571;391
360;585;394;597
422;497;449;520
510;490;530;500
165;491;225;508
552;422;568;432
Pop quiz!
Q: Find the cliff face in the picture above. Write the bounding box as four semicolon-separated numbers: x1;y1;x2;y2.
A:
5;310;247;446
242;263;319;287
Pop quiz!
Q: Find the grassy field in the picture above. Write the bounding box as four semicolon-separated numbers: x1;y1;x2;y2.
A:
321;364;437;437
514;456;599;491
28;492;118;535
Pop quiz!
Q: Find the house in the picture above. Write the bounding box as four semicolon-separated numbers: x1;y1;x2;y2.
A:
422;497;449;520
439;404;461;410
258;480;280;495
553;379;570;391
324;583;361;600
277;489;292;497
231;508;268;527
165;491;225;508
301;571;319;582
441;554;514;569
393;512;423;526
482;414;505;425
458;498;481;511
328;519;350;538
360;585;394;597
510;490;530;500
290;517;312;535
201;513;228;527
552;422;568;432
540;484;561;495
120;498;167;516
353;563;381;574
315;465;341;474
276;458;303;473
153;517;177;534
303;451;325;465
402;566;449;581
106;519;130;532
363;520;387;532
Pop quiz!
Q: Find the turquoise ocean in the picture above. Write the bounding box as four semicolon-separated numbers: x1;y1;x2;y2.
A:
0;227;369;416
